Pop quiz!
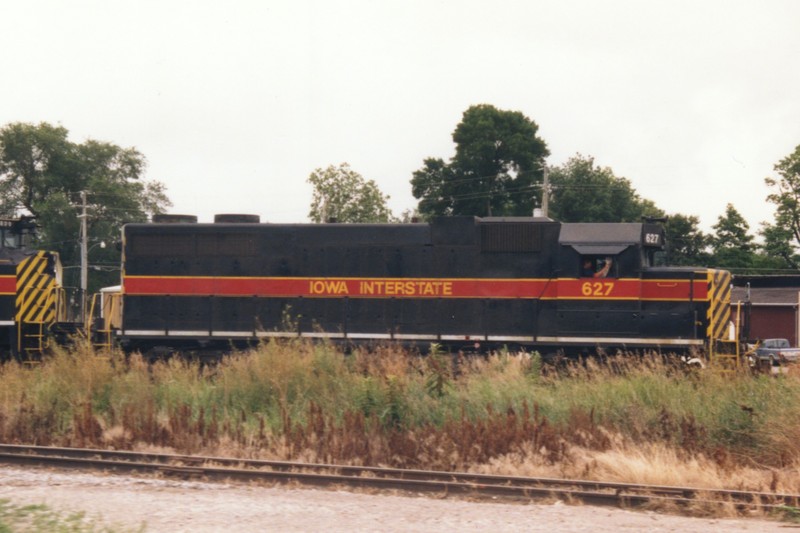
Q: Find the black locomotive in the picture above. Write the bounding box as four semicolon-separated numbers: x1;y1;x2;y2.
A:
114;215;732;358
0;217;65;361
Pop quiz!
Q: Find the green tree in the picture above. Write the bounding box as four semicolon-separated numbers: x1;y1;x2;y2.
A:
547;154;663;222
411;104;549;217
710;203;755;268
308;163;393;223
663;213;710;266
763;144;800;268
0;122;171;291
759;219;799;269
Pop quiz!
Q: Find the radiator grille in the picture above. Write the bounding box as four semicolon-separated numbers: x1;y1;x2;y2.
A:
480;224;542;253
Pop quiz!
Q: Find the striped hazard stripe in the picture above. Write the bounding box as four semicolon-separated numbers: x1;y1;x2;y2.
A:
707;269;732;341
16;251;58;324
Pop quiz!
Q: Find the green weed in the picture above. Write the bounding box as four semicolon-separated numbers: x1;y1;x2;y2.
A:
0;499;142;532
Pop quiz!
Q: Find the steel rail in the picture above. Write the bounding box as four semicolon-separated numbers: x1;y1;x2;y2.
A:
0;444;796;511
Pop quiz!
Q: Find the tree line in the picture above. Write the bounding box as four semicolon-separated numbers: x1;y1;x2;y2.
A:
0;122;170;293
307;104;800;273
1;109;799;279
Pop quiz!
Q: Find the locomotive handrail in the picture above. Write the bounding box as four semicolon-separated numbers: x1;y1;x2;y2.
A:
85;293;100;334
15;283;61;358
708;300;742;373
53;286;68;323
85;291;121;351
108;292;121;330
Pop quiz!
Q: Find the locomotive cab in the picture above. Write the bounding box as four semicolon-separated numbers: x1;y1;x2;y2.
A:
558;222;665;278
0;217;37;250
539;222;675;349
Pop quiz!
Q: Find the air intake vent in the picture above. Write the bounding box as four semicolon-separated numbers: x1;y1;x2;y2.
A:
152;214;198;223
480;223;542;253
214;214;261;223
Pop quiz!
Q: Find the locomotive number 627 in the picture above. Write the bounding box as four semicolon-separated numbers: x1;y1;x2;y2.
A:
112;215;731;358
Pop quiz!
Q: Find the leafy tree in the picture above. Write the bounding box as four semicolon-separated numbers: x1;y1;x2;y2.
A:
411;104;549;217
710;203;755;268
663;213;710;266
759;219;799;269
0;122;171;292
410;157;456;218
547;154;663;223
763;144;800;268
308;163;393;223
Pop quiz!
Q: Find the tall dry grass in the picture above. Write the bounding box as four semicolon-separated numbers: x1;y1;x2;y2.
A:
0;340;799;495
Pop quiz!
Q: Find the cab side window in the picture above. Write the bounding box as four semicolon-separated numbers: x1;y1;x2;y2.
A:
580;256;615;278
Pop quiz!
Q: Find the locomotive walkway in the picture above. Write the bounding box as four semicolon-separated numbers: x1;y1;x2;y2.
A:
0;444;796;515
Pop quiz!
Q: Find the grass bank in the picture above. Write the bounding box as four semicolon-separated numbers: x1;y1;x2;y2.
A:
1;340;799;494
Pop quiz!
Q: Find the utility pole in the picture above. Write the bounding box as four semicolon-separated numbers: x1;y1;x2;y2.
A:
79;191;88;320
539;164;550;218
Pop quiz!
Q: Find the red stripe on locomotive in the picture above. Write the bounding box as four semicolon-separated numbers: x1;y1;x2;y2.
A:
0;276;16;295
123;276;711;301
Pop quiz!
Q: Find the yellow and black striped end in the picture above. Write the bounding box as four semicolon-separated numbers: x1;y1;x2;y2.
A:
707;269;732;341
16;251;58;325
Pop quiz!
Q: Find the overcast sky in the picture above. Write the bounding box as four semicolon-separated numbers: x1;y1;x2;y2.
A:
2;1;799;233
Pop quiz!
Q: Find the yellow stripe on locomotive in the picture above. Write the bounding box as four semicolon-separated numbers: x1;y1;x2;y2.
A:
16;251;59;324
706;269;732;342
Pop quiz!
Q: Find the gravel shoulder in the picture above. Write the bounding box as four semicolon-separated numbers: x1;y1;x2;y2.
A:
0;466;788;532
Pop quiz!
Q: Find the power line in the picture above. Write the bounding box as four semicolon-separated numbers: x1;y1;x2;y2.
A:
416;181;638;204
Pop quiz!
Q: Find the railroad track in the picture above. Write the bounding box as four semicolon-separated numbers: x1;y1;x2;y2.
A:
0;444;796;512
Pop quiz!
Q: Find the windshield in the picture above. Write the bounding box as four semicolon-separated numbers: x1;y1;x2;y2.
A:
1;228;20;249
766;339;790;349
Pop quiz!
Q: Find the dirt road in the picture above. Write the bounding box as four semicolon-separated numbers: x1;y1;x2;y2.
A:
0;466;786;532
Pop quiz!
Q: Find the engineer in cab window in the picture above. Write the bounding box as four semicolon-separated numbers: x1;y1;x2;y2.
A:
581;257;613;278
581;258;595;277
594;257;612;278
